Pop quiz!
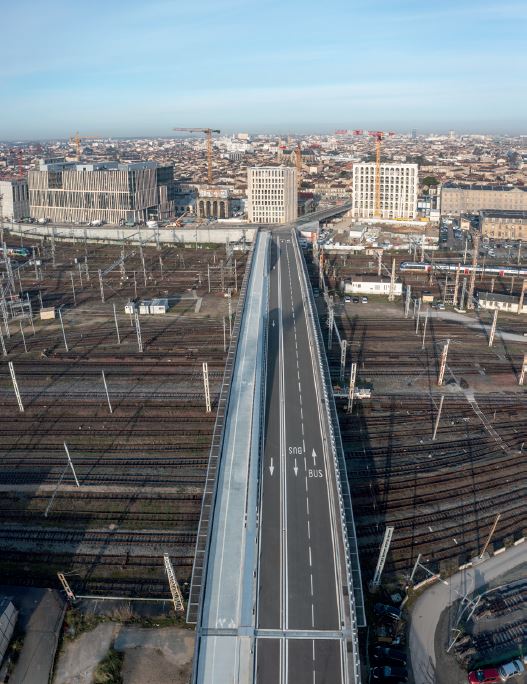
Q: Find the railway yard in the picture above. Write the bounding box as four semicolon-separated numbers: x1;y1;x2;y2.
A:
0;228;526;679
309;249;527;586
0;231;247;601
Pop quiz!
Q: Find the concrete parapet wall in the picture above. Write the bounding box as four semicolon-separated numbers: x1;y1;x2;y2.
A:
7;223;257;246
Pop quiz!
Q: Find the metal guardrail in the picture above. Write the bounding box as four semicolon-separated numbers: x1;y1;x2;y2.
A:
292;232;365;682
186;240;258;624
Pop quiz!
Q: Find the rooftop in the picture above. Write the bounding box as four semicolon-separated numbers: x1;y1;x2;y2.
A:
443;181;527;192
479;210;527;219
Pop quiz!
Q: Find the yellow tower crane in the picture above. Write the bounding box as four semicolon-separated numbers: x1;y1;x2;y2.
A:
69;133;103;162
354;130;394;217
173;127;220;184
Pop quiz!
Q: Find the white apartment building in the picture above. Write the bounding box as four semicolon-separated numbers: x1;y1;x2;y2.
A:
0;179;29;221
247;166;297;224
352;163;418;219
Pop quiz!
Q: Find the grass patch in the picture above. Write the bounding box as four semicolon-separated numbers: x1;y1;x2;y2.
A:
93;648;123;684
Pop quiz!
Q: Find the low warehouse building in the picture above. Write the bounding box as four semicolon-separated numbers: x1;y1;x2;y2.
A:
344;278;403;296
478;292;527;314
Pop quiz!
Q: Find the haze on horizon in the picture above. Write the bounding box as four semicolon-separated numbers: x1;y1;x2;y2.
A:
1;0;526;140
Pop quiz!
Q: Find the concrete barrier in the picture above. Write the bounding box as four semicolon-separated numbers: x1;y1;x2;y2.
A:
8;223;257;246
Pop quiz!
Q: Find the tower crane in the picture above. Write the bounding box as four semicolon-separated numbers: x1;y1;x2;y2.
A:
173;127;220;184
354;129;395;217
69;133;103;162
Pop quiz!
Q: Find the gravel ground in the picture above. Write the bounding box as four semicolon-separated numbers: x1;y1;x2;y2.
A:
53;623;194;684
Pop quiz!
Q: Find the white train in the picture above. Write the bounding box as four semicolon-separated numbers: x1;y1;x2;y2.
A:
399;261;527;277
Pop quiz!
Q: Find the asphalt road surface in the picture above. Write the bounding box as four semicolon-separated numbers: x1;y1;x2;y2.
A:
255;231;346;684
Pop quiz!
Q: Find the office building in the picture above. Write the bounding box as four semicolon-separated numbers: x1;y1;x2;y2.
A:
28;158;177;224
479;210;527;241
0;179;29;221
441;182;527;216
247;166;297;224
352;163;418;219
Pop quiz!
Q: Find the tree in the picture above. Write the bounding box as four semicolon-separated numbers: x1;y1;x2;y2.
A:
422;176;439;187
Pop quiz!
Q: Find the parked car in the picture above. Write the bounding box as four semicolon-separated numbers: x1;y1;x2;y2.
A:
361;296;368;304
468;668;500;683
498;660;524;681
345;296;351;303
352;297;360;303
374;603;401;621
372;646;407;666
371;665;408;681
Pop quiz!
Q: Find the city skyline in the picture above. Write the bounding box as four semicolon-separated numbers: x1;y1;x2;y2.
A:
1;0;526;139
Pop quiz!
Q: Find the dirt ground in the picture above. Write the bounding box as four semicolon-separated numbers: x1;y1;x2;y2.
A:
53;623;194;684
116;627;194;684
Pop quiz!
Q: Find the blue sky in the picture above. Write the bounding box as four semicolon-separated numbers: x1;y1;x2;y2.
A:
1;0;526;139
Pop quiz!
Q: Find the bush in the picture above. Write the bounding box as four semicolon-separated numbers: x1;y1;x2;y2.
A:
93;648;123;684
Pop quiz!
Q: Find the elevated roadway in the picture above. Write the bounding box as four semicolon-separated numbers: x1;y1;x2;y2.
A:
192;226;363;683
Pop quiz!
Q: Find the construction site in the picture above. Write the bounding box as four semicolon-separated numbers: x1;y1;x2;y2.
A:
0;229;247;603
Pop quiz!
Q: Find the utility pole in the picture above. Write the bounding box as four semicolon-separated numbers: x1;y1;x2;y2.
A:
19;321;27;353
479;513;501;559
467;233;480;310
64;442;80;487
420;234;425;263
463;238;468;265
0;326;6;356
488;308;498;347
163;554;185;612
519;354;527;386
134;311;143;352
101;370;112;414
98;269;104;303
415;298;421;333
58;309;69;352
404;285;411;318
327;302;334;350
388;258;396;302
347;362;357;413
70;272;76;306
432;394;445;441
202;362;211;413
207;264;211;293
340;340;347;383
370;526;394;591
223;317;227;352
8;361;24;412
421;307;429;350
84;255;90;281
113;303;121;344
453;265;461;308
228;295;232;338
518;279;527;314
78;261;83;286
438;338;450;386
460;277;467;310
51;227;56;267
377;251;382;277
